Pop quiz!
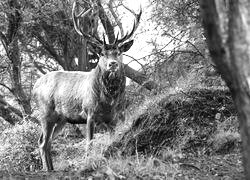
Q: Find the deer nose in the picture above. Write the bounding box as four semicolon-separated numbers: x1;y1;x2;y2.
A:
108;61;118;68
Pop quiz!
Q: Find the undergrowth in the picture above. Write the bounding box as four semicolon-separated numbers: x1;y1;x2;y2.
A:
106;88;239;157
0;120;40;171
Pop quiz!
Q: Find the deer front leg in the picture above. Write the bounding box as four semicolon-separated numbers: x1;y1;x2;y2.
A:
85;114;95;156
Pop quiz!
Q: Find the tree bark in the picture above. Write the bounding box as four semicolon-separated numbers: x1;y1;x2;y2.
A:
78;39;89;71
8;37;32;115
97;0;115;43
1;0;32;116
75;1;91;71
124;65;157;91
200;0;250;178
0;95;22;124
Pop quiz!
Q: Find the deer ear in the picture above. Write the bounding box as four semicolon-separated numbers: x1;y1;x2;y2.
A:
119;40;134;52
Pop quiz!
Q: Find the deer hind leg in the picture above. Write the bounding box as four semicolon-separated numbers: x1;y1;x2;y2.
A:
52;121;66;139
38;119;56;171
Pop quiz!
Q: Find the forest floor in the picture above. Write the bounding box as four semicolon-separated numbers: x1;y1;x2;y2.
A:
0;153;244;179
0;87;245;179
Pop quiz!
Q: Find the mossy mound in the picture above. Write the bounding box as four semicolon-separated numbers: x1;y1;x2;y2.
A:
105;89;238;157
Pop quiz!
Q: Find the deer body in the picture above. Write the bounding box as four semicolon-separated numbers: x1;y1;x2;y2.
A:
33;1;141;171
33;49;127;171
33;69;125;126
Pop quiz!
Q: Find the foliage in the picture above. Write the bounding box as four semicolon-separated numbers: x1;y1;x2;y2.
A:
0;120;40;171
144;0;218;91
152;0;200;31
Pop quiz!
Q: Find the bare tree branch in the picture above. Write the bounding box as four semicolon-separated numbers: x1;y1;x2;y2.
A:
121;3;137;16
108;0;124;36
186;40;206;59
0;32;8;54
0;83;14;94
33;32;66;69
123;54;146;73
124;65;157;90
0;95;23;124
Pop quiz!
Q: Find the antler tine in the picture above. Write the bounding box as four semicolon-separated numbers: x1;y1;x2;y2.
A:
113;32;119;45
72;1;103;45
93;34;103;44
102;33;110;49
102;33;106;46
117;7;142;44
72;1;91;37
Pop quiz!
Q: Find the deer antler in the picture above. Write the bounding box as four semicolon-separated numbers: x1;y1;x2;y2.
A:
116;6;142;45
72;1;142;46
72;1;103;45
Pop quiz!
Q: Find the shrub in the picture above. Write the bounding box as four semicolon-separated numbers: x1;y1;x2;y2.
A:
0;120;40;171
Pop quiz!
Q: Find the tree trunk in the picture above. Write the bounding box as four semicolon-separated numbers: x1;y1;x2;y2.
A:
78;39;89;71
0;95;23;124
97;0;115;43
2;0;32;116
124;65;157;90
76;1;91;71
200;0;250;178
8;37;31;115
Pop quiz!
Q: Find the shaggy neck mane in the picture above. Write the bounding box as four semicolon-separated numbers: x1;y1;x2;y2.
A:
93;65;125;100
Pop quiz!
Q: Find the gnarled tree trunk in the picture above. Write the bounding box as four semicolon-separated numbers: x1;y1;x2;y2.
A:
200;0;250;178
0;0;31;116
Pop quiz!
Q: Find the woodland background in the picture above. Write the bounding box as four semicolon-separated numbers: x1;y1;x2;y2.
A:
0;0;245;179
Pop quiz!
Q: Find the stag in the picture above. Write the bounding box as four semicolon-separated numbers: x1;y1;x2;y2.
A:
32;2;141;171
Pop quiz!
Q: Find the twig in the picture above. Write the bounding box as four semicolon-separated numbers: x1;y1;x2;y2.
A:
186;40;206;59
0;83;13;94
123;54;146;73
179;163;201;171
122;4;136;16
135;138;140;165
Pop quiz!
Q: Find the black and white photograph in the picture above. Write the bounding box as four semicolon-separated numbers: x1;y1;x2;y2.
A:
0;0;248;179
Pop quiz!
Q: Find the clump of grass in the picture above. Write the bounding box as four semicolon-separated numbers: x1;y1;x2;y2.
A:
209;130;240;154
54;132;112;171
0;120;40;171
108;155;179;179
208;117;241;154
